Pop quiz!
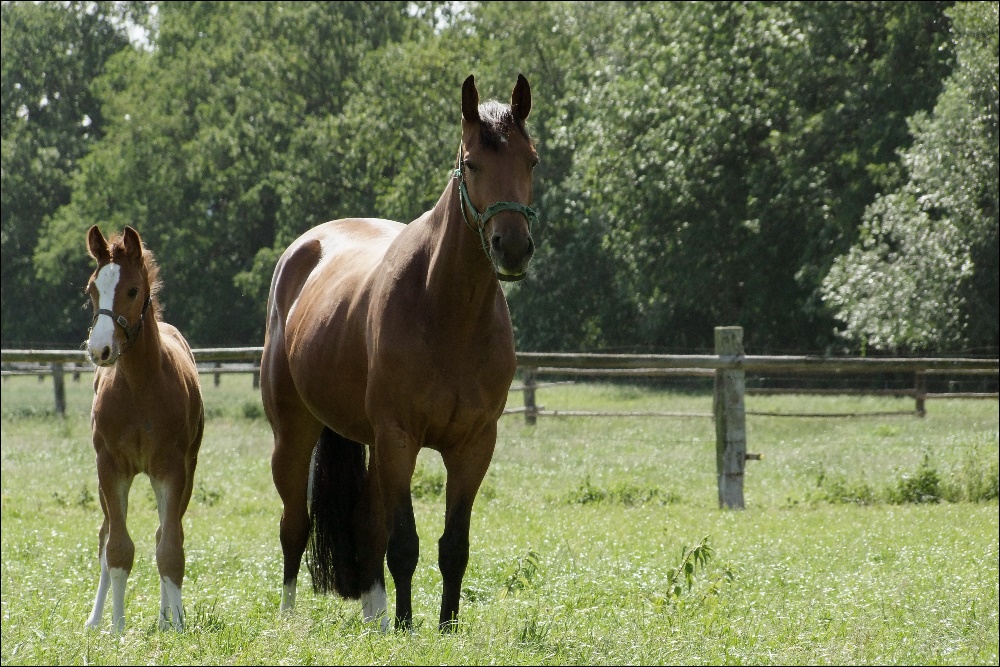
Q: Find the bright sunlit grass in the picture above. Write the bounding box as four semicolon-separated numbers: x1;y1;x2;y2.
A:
2;373;997;664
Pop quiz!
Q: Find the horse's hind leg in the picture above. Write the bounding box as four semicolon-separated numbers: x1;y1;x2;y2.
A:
270;417;323;611
262;322;324;612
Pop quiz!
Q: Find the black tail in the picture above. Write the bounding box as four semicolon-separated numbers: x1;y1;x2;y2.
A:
307;427;371;599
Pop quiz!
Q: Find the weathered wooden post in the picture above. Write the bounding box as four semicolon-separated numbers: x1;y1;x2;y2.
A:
914;371;926;417
51;362;66;418
252;363;261;390
714;326;746;509
214;361;222;388
522;367;538;426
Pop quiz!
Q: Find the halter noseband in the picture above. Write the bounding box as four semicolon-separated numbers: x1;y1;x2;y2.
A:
92;295;152;354
453;150;538;282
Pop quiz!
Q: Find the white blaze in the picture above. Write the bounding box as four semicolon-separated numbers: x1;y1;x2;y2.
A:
88;263;121;362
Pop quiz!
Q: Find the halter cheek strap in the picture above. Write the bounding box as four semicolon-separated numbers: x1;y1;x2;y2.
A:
453;159;539;282
92;296;152;354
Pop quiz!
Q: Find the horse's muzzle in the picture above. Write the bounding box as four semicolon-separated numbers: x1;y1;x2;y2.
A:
490;225;535;280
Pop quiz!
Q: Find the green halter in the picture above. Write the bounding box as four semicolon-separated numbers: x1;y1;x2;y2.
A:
453;159;538;282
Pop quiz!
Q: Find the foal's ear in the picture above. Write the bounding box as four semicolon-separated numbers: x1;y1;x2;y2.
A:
462;75;480;124
122;225;143;259
87;225;110;264
511;73;531;122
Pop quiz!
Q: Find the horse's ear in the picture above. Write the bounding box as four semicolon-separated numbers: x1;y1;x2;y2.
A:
511;73;531;122
87;225;110;264
122;225;143;259
462;75;480;124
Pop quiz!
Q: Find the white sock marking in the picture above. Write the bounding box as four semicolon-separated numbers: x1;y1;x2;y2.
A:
85;546;111;629
110;567;129;634
159;576;184;631
361;582;389;632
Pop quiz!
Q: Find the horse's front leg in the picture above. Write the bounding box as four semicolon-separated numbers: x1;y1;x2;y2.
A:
152;466;190;631
438;429;497;632
362;424;419;631
386;491;418;630
85;488;111;629
88;451;135;633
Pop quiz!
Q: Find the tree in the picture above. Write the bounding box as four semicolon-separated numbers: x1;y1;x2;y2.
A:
822;1;998;354
34;1;413;346
1;1;145;346
541;1;952;353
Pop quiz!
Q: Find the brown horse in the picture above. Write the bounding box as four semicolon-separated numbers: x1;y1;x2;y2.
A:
261;74;537;632
83;225;204;633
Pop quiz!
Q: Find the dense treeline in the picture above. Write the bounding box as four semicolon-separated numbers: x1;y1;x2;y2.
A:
3;1;997;355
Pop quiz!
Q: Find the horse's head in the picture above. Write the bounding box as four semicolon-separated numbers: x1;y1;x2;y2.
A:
457;74;538;281
85;225;157;366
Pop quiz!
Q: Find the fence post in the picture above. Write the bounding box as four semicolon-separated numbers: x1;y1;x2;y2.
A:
51;362;66;418
914;371;926;417
522;367;538;425
252;363;260;390
214;361;222;387
714;326;746;509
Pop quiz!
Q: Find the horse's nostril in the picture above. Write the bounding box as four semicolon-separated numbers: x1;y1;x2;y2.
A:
101;347;110;361
491;234;503;251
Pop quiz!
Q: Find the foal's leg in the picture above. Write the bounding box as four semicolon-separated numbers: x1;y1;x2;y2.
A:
152;465;190;631
89;452;135;633
85;491;111;629
438;432;496;632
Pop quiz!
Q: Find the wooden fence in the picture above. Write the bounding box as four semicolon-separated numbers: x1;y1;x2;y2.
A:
3;327;997;509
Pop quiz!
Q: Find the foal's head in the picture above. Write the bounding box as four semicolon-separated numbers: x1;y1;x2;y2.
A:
85;225;160;366
458;74;538;280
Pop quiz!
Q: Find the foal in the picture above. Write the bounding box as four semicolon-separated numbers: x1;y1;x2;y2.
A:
83;225;204;633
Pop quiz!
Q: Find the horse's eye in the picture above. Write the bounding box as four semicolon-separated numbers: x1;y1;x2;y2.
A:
128;287;139;299
466;162;480;174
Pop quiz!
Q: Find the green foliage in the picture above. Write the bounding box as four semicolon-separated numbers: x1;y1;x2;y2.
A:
888;452;943;504
513;1;954;353
822;1;999;353
1;1;143;346
2;0;994;358
816;471;879;506
814;447;1000;505
240;400;264;420
499;549;542;599
410;465;445;500
562;476;679;506
31;1;414;346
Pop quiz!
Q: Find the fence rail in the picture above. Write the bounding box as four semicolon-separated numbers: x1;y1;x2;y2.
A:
4;332;997;510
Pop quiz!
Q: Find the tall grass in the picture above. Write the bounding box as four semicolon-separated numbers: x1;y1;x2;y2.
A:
1;373;997;664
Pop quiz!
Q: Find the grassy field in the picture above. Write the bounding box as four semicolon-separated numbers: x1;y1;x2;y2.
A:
1;372;997;665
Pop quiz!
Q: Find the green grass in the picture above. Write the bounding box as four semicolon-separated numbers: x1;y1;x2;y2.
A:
2;373;997;664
